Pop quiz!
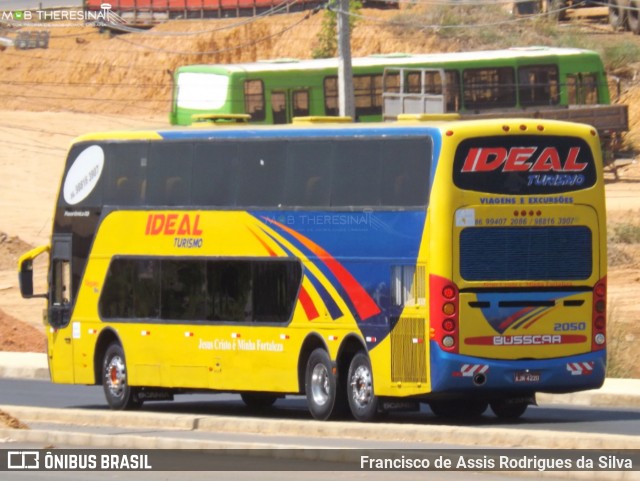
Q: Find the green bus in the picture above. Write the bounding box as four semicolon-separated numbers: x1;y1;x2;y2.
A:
170;47;616;127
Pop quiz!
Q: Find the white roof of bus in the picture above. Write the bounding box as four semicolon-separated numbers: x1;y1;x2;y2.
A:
182;47;598;74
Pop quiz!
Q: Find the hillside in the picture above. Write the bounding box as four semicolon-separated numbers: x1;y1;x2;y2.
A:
1;7;640;141
0;7;639;377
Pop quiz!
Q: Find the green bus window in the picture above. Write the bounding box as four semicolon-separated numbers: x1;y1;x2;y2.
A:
354;74;382;118
271;92;287;124
567;75;578;104
406;72;421;94
518;65;559;107
445;70;461;112
323;76;339;116
384;72;400;93
292;90;310;117
463;67;516;110
244;80;265;121
582;74;599;105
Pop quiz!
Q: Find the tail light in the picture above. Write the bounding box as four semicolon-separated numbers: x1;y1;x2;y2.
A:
592;277;606;351
430;274;459;353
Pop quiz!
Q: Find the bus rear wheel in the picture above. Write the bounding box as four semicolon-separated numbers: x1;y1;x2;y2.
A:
429;399;488;419
102;342;142;410
305;348;338;420
490;399;529;419
347;352;379;422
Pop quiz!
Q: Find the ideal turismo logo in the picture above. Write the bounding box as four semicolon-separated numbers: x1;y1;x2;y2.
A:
0;3;125;26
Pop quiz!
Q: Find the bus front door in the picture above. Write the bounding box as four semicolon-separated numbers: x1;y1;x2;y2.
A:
48;235;74;383
270;89;309;124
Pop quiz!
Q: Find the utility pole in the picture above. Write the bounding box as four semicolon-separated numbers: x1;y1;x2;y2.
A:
336;0;355;119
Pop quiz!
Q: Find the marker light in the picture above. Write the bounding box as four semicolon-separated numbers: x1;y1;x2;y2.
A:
442;319;456;332
442;286;456;299
443;303;455;316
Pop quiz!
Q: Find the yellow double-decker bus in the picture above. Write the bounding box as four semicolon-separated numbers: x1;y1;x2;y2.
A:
19;116;607;421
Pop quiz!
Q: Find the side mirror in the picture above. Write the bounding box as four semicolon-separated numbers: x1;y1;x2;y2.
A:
17;245;50;299
18;259;34;298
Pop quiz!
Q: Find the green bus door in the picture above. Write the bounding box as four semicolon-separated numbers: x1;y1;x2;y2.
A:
271;90;309;124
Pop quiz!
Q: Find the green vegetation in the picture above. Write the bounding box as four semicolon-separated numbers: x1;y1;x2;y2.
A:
609;222;640;244
606;304;636;378
312;0;362;59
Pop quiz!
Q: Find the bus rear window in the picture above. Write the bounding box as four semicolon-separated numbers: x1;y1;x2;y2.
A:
460;226;592;281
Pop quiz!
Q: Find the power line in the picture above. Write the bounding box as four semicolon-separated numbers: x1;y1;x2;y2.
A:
105;0;305;36
112;8;318;55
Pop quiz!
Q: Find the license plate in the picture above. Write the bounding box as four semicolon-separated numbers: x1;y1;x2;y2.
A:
514;371;540;383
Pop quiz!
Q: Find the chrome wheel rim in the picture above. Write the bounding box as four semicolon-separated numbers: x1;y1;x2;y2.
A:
350;365;373;408
310;364;330;407
105;355;126;399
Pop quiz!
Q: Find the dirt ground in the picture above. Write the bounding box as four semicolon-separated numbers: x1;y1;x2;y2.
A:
0;8;639;376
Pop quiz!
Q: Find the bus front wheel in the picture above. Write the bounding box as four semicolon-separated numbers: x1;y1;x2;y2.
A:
305;348;337;420
102;342;142;410
240;393;278;410
347;352;379;422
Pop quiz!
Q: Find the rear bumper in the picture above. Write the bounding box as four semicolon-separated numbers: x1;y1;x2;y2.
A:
429;342;606;395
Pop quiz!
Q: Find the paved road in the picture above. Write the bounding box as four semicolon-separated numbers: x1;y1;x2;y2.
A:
2;378;640;438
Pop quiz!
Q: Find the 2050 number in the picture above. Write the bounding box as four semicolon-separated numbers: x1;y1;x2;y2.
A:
554;322;586;331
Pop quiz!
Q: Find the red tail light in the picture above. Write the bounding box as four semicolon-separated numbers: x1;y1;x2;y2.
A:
430;274;459;353
592;277;606;351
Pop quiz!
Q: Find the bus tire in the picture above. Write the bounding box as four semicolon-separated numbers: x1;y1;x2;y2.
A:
609;0;627;30
429;399;488;419
305;348;337;420
102;342;142;410
347;352;379;422
240;393;278;410
628;0;640;33
490;399;529;419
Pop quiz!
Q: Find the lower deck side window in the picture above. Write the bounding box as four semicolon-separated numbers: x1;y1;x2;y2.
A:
99;257;302;323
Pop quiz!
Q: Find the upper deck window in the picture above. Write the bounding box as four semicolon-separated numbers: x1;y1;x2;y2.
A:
60;136;432;209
